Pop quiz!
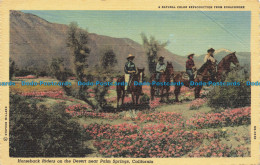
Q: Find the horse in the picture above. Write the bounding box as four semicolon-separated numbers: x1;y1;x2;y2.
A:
192;52;239;98
173;60;217;102
173;52;240;102
116;68;145;108
150;62;174;102
216;52;239;81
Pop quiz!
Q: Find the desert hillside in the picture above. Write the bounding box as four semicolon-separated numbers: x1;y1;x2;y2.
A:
10;10;250;73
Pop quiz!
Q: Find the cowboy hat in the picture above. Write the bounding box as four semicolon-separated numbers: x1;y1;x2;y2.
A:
187;53;195;59
207;48;215;53
158;56;165;61
127;54;135;59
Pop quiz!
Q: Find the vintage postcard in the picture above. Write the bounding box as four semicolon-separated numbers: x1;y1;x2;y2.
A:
0;0;259;164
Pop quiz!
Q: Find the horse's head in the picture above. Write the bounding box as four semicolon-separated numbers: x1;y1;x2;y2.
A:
166;61;174;77
229;52;240;67
136;67;145;82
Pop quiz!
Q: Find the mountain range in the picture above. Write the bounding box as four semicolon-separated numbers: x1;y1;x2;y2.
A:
10;10;250;73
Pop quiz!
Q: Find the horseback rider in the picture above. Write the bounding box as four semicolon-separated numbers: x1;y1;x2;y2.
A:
204;48;216;81
204;48;216;63
186;53;196;81
155;56;166;95
124;54;136;93
156;56;166;81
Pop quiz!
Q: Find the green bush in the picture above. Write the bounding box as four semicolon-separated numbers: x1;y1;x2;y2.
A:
9;94;86;157
140;94;150;104
207;67;251;109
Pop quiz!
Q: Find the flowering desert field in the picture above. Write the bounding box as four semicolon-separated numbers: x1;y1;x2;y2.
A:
8;10;252;158
10;77;251;158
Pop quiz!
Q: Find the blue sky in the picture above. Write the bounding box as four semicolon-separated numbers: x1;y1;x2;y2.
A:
22;10;251;56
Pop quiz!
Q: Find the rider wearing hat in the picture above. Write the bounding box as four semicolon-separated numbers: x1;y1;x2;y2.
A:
156;56;166;81
204;48;216;81
204;48;216;63
186;53;195;81
124;54;136;91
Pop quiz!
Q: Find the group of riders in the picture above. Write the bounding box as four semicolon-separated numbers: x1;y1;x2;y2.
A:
124;48;217;93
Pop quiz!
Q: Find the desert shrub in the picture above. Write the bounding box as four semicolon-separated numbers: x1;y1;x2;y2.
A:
15;68;36;77
140;94;150;104
207;67;251;109
9;94;86;157
9;58;16;80
141;33;168;75
50;58;72;96
189;98;207;110
101;48;117;70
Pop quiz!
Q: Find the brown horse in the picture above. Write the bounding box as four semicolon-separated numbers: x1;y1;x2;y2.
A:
192;53;239;98
173;52;240;102
150;62;174;102
173;60;217;102
116;68;145;108
216;52;239;81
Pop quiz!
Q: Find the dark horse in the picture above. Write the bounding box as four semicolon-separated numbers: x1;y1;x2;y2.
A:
150;62;174;102
173;52;240;102
173;60;217;102
116;68;145;108
216;52;239;81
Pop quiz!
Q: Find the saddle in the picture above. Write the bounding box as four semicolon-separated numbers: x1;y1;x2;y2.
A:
182;71;198;80
182;72;189;80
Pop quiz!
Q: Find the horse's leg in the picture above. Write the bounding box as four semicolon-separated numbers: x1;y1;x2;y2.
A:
194;86;199;98
194;86;202;99
166;86;170;101
122;88;125;105
131;92;135;105
136;93;140;105
174;86;181;102
160;86;164;102
116;87;121;108
150;85;155;100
